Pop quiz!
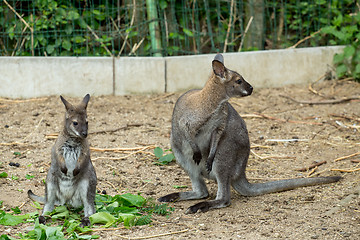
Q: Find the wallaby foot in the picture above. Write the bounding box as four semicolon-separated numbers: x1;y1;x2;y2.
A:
80;217;91;227
185;199;231;214
38;216;46;224
158;193;180;202
185;201;210;214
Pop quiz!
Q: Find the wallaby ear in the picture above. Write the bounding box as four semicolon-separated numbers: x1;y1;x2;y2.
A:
60;95;74;111
212;60;226;79
81;94;90;109
214;54;224;64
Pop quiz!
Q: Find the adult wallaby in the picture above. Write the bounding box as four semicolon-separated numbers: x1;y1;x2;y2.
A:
158;54;341;214
28;94;97;226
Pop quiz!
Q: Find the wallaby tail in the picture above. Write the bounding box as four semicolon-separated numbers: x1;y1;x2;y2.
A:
28;190;46;204
232;176;341;197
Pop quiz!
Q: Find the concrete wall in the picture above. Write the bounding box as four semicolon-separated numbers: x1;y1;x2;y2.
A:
0;46;344;98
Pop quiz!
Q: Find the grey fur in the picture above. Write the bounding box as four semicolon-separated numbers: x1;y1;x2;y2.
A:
28;94;97;226
158;54;341;214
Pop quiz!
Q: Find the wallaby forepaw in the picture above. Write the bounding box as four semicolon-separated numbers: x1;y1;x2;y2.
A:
206;161;213;173
39;216;46;224
193;151;202;164
73;167;80;176
60;166;68;175
80;217;91;227
185;202;210;214
158;192;180;202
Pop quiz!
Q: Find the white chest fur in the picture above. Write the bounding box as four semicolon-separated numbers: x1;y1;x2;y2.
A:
62;141;81;174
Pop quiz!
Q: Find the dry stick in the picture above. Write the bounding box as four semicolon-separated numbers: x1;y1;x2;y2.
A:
351;160;360;163
105;180;121;194
334;152;360;162
148;92;175;102
307;166;318;177
287;29;321;49
245;112;322;125
0;97;48;103
129;37;145;55
331;168;360;173
223;0;235;53
90;145;156;152
295;160;327;172
118;0;136;57
250;149;295;160
12;23;29;56
86;24;113;56
308;74;327;97
330;114;360;122
280;95;360;105
4;0;34;56
238;16;253;52
115;229;190;240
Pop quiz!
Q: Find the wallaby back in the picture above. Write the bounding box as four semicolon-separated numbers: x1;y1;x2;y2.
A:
159;54;341;214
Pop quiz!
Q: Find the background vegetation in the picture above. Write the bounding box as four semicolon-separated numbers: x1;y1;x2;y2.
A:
0;0;359;80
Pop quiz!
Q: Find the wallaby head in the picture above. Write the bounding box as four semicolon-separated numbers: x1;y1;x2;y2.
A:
212;53;253;98
60;94;90;139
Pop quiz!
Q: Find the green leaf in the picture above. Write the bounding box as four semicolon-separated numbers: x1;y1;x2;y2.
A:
13;152;21;156
158;154;174;165
67;10;80;20
154;147;163;158
343;45;355;58
0;234;11;240
119;213;136;227
62;39;72;51
0;172;8;178
336;64;347;78
183;28;194;37
0;211;29;226
159;0;168;9
65;24;73;35
26;174;35;180
173;185;188;189
11;207;21;214
89;212;116;227
333;53;345;64
119;193;146;208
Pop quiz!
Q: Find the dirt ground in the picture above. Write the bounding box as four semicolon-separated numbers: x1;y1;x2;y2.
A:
0;79;359;239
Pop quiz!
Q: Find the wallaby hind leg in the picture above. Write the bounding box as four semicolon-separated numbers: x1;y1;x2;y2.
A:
77;179;96;227
185;165;231;214
40;181;58;224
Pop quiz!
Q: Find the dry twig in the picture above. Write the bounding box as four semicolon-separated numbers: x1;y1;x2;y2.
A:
287;29;321;49
115;229;190;240
296;160;327;172
331;168;360;173
334;152;360;162
280;95;360;105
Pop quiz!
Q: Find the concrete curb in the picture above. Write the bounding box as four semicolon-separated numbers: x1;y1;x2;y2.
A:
0;46;343;98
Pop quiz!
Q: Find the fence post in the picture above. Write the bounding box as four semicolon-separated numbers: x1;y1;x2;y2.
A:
146;0;162;56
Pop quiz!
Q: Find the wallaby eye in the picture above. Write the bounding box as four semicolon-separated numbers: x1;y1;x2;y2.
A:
73;121;78;126
236;79;242;84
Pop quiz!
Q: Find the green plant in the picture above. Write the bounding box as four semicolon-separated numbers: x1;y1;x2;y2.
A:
153;147;175;165
322;12;360;81
0;193;174;239
0;172;7;178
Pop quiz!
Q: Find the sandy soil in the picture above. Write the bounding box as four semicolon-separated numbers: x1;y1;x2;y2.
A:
0;79;359;239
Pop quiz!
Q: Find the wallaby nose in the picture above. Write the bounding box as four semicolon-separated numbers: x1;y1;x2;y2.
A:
249;85;253;94
81;131;88;138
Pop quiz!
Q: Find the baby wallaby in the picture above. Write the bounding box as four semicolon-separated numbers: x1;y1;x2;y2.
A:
158;54;341;214
28;94;97;227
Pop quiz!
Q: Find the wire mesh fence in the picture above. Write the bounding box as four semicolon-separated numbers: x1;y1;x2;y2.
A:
0;0;357;57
